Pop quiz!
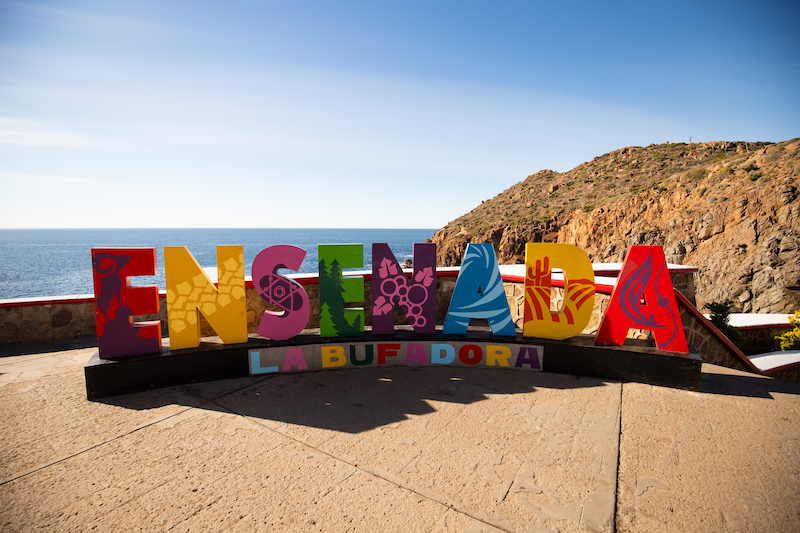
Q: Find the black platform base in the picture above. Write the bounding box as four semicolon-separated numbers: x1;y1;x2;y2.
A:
84;328;702;400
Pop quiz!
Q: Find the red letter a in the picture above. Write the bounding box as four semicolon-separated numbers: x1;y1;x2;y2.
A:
595;246;688;354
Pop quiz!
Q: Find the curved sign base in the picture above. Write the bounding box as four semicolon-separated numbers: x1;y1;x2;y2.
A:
84;327;701;400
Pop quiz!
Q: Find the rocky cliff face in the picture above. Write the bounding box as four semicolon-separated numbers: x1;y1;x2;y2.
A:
433;139;800;314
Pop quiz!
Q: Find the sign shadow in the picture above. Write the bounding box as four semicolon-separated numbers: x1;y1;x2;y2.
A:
96;366;618;435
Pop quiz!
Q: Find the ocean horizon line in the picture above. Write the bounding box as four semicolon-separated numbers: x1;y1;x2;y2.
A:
0;227;439;299
0;227;441;231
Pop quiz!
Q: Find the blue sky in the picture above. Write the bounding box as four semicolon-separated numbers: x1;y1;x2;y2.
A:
1;0;798;229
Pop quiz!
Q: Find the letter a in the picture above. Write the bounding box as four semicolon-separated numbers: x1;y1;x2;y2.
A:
595;246;688;354
443;243;516;336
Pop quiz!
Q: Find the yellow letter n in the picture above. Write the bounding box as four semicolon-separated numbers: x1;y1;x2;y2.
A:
165;246;247;350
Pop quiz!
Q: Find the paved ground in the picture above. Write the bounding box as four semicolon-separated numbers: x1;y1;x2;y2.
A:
0;341;798;532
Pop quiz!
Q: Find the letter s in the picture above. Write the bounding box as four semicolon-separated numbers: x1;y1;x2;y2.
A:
252;245;310;340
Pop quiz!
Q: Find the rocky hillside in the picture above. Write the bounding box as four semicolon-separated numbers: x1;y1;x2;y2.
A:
433;139;800;314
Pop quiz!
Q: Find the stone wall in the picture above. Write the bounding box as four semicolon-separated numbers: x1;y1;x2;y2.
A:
0;299;97;343
740;327;784;355
679;306;800;383
680;305;750;372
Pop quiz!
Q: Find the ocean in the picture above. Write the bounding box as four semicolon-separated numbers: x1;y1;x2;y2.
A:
0;228;438;299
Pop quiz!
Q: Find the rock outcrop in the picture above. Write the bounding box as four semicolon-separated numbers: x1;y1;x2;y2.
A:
433;139;800;313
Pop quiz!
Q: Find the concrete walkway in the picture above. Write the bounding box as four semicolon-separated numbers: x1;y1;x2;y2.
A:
0;342;798;532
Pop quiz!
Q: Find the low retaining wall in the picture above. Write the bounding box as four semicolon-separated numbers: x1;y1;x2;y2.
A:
5;266;794;382
740;327;788;355
0;296;97;343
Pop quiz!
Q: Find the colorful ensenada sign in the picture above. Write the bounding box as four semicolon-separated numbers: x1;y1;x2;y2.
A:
86;242;697;399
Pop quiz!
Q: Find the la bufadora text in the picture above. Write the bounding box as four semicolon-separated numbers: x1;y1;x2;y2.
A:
249;343;545;375
89;241;690;361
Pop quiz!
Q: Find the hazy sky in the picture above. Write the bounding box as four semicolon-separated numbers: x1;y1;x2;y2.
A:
1;0;798;229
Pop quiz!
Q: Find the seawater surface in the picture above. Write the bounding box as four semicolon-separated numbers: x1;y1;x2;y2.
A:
0;228;437;299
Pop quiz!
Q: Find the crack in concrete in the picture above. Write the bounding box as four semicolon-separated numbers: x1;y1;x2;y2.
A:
0;375;264;487
613;382;624;533
0;405;197;486
2;368;623;532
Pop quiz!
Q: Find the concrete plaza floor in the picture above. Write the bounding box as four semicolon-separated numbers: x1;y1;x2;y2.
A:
0;341;798;532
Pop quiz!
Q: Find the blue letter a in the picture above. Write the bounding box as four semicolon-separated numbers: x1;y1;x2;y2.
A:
443;243;516;336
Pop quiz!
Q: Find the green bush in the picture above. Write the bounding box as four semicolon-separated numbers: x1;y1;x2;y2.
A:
775;311;800;351
706;300;743;345
706;300;733;328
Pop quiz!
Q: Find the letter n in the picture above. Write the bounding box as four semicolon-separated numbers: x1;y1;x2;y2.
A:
371;242;436;334
164;246;247;350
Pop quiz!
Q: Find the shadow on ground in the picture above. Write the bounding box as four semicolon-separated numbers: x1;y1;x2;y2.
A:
0;337;98;357
698;370;800;398
88;360;800;435
95;366;617;434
